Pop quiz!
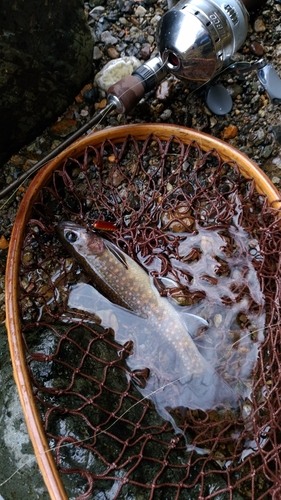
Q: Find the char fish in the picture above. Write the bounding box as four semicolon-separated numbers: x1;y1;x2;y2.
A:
56;222;238;427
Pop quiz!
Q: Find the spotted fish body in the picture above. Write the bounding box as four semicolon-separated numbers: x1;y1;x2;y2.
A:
57;221;238;412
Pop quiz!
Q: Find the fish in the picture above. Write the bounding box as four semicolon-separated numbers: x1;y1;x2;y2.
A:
56;222;239;430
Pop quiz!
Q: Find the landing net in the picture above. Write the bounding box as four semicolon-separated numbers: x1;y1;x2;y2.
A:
18;134;281;499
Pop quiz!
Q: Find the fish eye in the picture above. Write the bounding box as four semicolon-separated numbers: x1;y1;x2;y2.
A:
65;230;78;243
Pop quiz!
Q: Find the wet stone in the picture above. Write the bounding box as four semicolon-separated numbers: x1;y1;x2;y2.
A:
100;30;118;45
250;41;264;56
227;84;243;99
254;18;266;33
134;5;147;17
107;47;119;58
221;125;238;140
156;80;173;100
262;145;273;158
49;119;79;138
140;43;151;60
272;125;281;144
83;87;99;104
93;46;103;60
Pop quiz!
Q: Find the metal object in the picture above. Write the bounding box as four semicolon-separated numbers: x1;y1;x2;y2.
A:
257;63;281;104
206;83;233;115
157;0;248;84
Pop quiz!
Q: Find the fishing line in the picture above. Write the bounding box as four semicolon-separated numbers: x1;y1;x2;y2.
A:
0;371;192;487
0;319;276;488
0;57;169;210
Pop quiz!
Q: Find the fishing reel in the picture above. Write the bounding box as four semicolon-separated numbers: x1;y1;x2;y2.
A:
108;0;281;115
157;0;248;84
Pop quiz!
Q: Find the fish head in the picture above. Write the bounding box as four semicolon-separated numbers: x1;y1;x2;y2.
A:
56;221;105;256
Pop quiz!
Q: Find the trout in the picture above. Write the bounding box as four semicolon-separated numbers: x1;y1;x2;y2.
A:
56;222;238;421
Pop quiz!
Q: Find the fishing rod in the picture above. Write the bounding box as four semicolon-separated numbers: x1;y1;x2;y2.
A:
0;0;279;201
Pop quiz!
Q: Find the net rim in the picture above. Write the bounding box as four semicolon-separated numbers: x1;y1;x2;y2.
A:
5;123;281;500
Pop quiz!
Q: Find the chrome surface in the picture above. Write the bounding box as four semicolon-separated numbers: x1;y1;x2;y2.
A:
257;63;281;104
157;0;248;83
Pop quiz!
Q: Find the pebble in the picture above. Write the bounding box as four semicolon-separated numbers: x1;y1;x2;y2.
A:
150;14;161;26
272;155;281;168
49;119;78;138
89;5;105;19
262;145;273;158
140;43;151;60
214;314;223;327
254;18;266;33
227;84;243;99
221;125;238;140
249;41;264;56
272;125;281;144
93;46;103;60
100;31;118;45
160;109;172;120
276;43;281;57
83;87;99;103
134;5;147;17
0;236;9;249
119;17;128;25
156;80;172;100
108;47;119;58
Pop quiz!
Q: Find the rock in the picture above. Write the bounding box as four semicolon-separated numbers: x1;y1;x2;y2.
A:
83;87;99;103
140;43;151;60
0;0;93;166
156;80;173;100
221;125;238;140
125;46;139;57
100;31;118;46
254;18;266;33
272;125;281;144
134;5;147;17
276;43;281;57
93;46;103;60
108;47;120;59
89;6;106;19
249;41;264;56
262;145;273;158
49;119;79;138
94;56;141;91
227;84;243;99
0;236;9;249
160;109;172;120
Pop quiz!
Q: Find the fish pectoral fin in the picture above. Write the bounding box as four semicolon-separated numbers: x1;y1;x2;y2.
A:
155;276;178;288
104;240;128;269
180;312;208;337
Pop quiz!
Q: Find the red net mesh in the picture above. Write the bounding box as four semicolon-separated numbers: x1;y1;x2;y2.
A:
18;134;281;499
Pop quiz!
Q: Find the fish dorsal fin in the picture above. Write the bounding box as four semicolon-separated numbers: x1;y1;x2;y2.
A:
104;240;128;269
